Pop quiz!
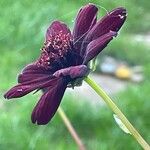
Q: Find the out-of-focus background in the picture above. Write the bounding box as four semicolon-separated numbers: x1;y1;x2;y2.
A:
0;0;150;149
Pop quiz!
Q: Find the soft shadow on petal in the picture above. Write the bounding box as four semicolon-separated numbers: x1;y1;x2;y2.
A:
83;31;117;64
4;77;57;99
73;4;98;51
46;21;72;42
53;65;88;79
31;78;68;125
81;7;127;56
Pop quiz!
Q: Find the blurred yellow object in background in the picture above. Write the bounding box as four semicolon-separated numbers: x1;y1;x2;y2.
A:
115;65;132;79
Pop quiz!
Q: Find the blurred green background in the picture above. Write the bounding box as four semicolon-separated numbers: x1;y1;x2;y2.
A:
0;0;150;150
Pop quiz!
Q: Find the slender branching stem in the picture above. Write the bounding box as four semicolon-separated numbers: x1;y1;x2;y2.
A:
84;76;150;150
58;107;86;150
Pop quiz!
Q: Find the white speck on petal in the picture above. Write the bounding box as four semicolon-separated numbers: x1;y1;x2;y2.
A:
118;14;124;19
17;89;23;92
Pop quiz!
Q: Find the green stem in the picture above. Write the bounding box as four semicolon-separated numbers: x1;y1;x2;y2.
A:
84;76;150;150
58;107;86;150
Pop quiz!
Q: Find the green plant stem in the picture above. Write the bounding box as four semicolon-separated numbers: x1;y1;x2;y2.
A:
84;76;150;150
58;107;86;150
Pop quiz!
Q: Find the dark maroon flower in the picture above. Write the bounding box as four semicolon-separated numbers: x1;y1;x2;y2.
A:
4;4;127;125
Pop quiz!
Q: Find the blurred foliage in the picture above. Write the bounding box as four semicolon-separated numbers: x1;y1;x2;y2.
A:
98;34;150;66
0;89;150;150
0;0;150;150
0;0;150;53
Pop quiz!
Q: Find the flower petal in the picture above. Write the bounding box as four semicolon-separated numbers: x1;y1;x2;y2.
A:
4;77;57;99
87;7;127;40
46;21;72;42
53;65;89;79
73;4;98;51
31;78;68;125
83;31;117;64
81;7;127;56
18;63;54;83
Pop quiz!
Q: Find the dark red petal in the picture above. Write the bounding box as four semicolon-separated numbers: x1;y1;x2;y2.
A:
46;21;72;42
73;4;98;51
31;78;68;125
87;7;127;40
21;63;53;74
81;7;127;56
53;65;88;79
83;31;117;64
18;63;54;83
4;77;57;99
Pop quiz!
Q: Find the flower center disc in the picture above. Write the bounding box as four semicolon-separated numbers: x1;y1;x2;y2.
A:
37;31;72;69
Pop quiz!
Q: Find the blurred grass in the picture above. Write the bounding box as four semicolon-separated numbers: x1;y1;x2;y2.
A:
0;89;150;150
0;0;150;150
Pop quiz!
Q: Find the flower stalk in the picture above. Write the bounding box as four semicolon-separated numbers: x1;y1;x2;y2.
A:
84;76;150;150
58;107;86;150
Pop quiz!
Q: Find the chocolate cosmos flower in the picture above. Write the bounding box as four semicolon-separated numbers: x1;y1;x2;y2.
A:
4;4;127;125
